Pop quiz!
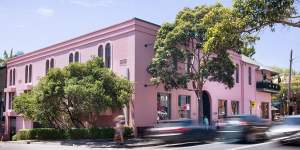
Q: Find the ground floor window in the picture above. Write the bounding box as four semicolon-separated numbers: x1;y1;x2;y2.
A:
218;99;227;118
178;95;191;118
231;101;239;115
261;102;269;119
157;93;171;120
8;92;15;109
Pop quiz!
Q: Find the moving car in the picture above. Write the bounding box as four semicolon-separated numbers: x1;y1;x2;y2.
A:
267;115;300;145
144;119;216;143
218;115;270;143
280;132;300;145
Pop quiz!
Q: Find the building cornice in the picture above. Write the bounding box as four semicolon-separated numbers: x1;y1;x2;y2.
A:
7;18;159;67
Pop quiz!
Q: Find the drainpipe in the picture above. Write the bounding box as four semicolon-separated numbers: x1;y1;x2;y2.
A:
241;61;245;114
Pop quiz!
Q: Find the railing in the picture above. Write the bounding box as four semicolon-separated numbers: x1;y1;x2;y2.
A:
256;81;281;93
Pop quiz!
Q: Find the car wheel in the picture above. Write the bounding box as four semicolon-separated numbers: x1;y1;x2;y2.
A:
245;133;257;143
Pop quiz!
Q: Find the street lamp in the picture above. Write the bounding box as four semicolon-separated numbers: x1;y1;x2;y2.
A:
287;49;299;115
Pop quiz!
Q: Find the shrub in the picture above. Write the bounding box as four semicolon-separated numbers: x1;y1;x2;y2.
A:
16;128;66;140
124;127;133;138
13;127;133;140
34;128;66;140
68;128;89;139
12;134;17;141
88;127;103;139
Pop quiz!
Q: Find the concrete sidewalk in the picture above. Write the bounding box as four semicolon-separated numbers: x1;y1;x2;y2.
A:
3;138;163;148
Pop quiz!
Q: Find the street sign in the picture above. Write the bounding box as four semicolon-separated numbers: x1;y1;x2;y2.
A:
251;101;256;108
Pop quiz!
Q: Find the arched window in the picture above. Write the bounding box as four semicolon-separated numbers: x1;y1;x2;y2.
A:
25;65;28;83
46;60;50;74
69;53;73;64
105;43;111;68
98;45;103;58
236;64;239;83
248;67;252;85
9;69;12;85
29;64;32;83
50;58;54;68
74;51;79;62
13;68;16;85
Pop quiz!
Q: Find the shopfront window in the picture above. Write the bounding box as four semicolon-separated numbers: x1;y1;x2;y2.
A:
261;102;269;119
157;93;171;120
231;101;239;115
218;99;227;118
178;95;191;118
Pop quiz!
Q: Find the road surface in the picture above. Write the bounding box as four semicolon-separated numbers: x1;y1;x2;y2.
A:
0;137;299;150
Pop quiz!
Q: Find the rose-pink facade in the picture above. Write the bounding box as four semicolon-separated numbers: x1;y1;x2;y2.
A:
3;18;279;136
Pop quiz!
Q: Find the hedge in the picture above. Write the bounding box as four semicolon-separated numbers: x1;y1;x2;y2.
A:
14;127;133;141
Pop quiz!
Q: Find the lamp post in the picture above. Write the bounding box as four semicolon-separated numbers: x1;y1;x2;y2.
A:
287;49;299;115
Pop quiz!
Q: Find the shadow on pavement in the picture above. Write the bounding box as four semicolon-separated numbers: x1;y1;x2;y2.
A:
59;138;164;149
162;141;208;148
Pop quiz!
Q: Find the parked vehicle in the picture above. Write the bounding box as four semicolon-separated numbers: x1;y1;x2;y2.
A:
218;115;270;143
144;119;216;143
267;115;300;143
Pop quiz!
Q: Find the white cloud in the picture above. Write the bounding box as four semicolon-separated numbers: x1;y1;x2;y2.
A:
37;8;55;17
66;0;114;8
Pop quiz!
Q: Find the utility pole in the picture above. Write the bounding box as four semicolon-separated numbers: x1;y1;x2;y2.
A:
287;49;293;115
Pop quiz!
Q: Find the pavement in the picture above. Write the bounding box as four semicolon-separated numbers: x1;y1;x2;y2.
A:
1;138;163;149
1;136;299;150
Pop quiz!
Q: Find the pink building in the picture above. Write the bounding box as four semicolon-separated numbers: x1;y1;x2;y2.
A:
3;18;280;136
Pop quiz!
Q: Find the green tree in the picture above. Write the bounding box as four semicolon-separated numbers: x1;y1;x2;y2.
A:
14;57;132;128
148;1;300;121
0;49;24;66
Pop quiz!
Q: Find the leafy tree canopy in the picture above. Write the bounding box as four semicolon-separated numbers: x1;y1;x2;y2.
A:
14;57;132;129
148;0;299;119
0;49;24;66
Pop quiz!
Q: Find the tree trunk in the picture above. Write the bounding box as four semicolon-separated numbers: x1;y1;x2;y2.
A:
193;80;204;124
197;90;203;124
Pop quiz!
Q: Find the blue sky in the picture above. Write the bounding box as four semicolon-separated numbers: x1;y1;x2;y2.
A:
0;0;299;71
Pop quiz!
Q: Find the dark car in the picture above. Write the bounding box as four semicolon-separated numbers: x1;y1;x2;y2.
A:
218;115;270;143
267;115;300;145
144;119;216;143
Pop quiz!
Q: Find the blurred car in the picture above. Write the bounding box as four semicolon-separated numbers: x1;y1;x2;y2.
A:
218;115;270;143
144;119;216;143
267;115;300;140
279;132;300;145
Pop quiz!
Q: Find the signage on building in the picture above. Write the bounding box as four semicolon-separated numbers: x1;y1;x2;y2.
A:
251;101;256;108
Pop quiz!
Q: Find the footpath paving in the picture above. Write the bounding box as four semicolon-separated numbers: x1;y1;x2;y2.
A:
3;138;163;148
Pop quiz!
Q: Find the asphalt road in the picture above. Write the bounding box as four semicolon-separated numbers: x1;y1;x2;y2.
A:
0;137;299;150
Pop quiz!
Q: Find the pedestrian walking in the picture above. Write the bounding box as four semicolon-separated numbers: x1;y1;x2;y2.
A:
204;116;209;126
114;115;125;145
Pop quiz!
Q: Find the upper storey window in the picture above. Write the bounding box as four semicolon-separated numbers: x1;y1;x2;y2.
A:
98;45;103;58
236;64;239;83
46;60;49;74
46;58;55;74
105;43;111;68
69;53;74;64
13;69;16;85
29;64;32;83
25;64;32;83
74;51;80;62
50;58;55;68
9;69;16;86
9;69;12;86
248;67;252;85
69;52;80;64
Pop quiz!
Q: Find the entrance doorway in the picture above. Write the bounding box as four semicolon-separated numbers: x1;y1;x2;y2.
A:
202;91;211;124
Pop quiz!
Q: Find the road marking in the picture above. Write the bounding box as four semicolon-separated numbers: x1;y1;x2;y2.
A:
227;137;290;150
